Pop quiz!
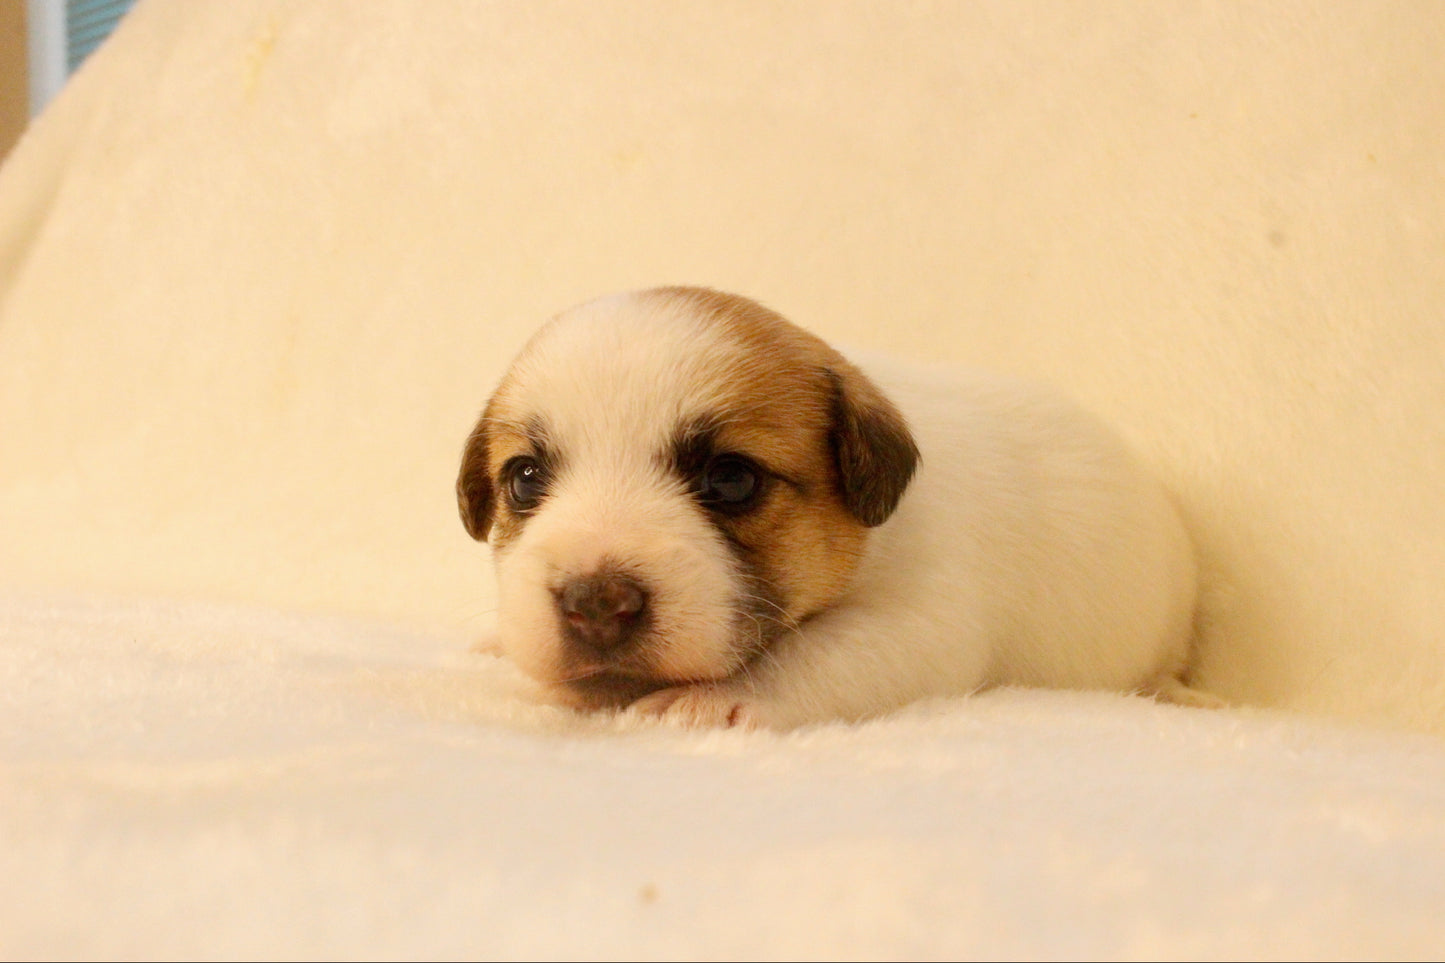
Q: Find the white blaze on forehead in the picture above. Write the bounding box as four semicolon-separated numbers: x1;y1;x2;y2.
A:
504;292;751;465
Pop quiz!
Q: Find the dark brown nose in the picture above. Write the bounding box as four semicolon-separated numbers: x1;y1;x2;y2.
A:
555;572;649;653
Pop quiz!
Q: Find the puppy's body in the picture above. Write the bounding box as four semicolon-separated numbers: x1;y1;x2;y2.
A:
458;287;1201;729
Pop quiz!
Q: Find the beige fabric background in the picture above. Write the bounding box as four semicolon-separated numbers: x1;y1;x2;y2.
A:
0;0;1441;735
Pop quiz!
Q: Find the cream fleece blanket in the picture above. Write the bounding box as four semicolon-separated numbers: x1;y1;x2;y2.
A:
1;1;1443;957
4;587;1444;959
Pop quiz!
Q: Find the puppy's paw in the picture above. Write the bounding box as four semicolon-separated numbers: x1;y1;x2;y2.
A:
628;682;763;730
1148;677;1228;709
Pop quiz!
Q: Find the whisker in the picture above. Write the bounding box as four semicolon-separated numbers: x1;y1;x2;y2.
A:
549;663;612;685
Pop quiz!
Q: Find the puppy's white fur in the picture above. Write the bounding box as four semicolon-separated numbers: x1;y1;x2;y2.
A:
458;287;1205;729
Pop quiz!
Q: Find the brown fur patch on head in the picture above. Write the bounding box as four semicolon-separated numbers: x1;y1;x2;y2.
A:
456;411;495;542
456;392;553;551
825;365;920;527
637;287;920;621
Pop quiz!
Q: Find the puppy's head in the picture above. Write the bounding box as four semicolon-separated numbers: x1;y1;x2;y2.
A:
457;287;918;708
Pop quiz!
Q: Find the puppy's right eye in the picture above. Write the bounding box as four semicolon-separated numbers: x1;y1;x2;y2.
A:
696;455;763;514
504;456;549;511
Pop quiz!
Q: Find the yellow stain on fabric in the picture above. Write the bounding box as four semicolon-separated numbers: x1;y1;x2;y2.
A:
244;17;280;98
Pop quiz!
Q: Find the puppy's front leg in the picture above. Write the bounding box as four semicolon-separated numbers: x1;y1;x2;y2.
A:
630;604;991;730
629;680;761;728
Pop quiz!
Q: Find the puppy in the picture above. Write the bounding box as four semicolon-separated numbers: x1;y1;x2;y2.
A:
457;287;1205;729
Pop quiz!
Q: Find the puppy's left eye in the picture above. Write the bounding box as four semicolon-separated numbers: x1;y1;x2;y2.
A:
697;455;761;511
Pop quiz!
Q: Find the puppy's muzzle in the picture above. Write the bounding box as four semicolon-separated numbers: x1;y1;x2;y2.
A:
555;572;650;656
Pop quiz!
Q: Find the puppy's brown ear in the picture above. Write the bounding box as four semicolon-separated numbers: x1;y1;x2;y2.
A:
456;420;495;541
826;364;920;527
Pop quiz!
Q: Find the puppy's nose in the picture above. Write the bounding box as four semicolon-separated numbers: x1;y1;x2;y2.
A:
556;573;649;653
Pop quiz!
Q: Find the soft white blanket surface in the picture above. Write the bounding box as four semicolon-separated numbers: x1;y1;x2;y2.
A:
5;589;1445;959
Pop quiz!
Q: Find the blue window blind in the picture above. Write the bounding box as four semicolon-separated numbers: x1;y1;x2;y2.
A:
66;0;136;72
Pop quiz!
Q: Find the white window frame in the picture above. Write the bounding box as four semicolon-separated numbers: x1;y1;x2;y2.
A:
27;0;137;116
26;0;68;117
